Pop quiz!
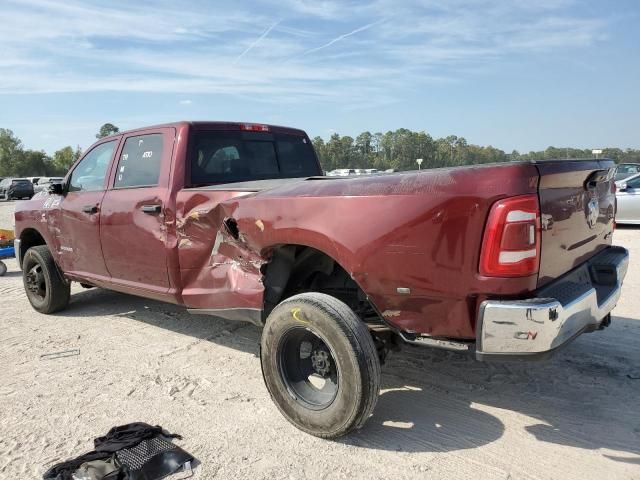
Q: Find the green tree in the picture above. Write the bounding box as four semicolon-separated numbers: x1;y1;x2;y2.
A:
312;137;327;171
15;150;50;176
0;128;24;176
52;145;82;174
96;123;119;139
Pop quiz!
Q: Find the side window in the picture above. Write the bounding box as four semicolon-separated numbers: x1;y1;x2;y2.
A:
69;141;117;192
114;134;164;188
626;177;640;189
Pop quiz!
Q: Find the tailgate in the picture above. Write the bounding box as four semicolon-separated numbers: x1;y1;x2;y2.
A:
536;159;616;287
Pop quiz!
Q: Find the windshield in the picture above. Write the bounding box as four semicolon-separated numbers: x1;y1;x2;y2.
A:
190;131;320;186
617;164;640;175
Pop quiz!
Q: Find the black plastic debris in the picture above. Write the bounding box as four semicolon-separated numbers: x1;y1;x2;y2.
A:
43;422;195;480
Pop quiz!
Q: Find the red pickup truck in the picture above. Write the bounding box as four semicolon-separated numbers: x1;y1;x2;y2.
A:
14;121;628;438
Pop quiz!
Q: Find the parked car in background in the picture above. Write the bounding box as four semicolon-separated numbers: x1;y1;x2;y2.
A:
327;168;356;176
34;177;64;194
614;163;640;181
327;168;380;176
24;177;41;189
615;173;640;224
0;178;34;200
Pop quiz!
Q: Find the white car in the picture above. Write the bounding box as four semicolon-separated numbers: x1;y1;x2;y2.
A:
327;169;356;176
615;173;640;224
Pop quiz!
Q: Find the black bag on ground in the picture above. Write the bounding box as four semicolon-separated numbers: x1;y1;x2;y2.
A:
43;422;194;480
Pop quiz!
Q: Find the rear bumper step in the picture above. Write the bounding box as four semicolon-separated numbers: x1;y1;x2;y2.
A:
476;245;628;360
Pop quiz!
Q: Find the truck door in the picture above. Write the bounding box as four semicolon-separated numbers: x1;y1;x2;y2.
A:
99;128;175;296
56;138;120;278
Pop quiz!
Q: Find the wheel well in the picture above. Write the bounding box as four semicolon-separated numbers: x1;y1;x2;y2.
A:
19;228;46;264
262;245;381;324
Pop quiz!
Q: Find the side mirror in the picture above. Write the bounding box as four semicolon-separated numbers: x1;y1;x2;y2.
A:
49;182;65;195
617;182;627;192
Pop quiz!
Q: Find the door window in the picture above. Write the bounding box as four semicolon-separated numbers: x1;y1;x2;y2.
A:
626;176;640;189
69;141;117;192
114;134;164;188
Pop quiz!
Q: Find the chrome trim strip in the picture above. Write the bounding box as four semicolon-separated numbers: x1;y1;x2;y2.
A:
13;238;21;269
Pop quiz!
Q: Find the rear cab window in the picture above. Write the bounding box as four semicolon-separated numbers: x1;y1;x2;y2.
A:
189;129;320;186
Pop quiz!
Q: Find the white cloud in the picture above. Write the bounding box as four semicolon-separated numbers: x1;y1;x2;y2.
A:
179;99;193;105
0;0;610;106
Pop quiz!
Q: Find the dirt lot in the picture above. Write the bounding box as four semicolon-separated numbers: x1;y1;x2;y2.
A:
0;199;639;480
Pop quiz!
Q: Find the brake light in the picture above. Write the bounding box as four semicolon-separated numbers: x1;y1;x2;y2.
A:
479;195;541;277
240;123;270;132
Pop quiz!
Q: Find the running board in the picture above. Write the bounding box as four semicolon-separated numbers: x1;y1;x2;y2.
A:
187;307;262;327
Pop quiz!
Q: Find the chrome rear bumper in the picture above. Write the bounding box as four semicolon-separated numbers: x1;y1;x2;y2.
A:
476;246;629;360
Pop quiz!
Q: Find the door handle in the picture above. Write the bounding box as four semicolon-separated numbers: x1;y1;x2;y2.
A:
140;204;162;214
82;205;98;214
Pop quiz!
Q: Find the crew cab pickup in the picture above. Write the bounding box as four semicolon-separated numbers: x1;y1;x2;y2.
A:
14;121;628;438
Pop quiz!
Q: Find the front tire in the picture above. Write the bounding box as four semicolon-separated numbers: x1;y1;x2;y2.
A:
22;245;70;313
261;292;381;438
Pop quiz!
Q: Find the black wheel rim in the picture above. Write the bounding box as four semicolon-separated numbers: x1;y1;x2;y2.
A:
277;327;339;410
25;263;46;301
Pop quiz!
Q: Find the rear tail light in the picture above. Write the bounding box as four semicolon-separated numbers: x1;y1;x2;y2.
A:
240;123;270;132
479;195;541;277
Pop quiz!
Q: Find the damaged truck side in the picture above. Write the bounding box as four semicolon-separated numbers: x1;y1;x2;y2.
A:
14;121;628;438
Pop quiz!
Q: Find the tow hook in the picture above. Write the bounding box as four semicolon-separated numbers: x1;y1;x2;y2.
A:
598;313;612;330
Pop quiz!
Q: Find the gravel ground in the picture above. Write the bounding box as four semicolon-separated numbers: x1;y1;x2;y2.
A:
0;199;639;480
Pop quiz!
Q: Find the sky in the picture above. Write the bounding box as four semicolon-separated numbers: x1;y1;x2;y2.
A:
0;0;639;154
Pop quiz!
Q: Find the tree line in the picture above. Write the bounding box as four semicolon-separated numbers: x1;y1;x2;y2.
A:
2;123;639;177
0;123;119;178
312;129;640;172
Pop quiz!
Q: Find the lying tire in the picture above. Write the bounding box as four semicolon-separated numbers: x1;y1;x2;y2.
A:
261;292;381;438
22;245;70;313
0;261;6;276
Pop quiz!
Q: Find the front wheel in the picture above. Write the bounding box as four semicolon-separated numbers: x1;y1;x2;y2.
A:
261;292;381;438
22;245;70;313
